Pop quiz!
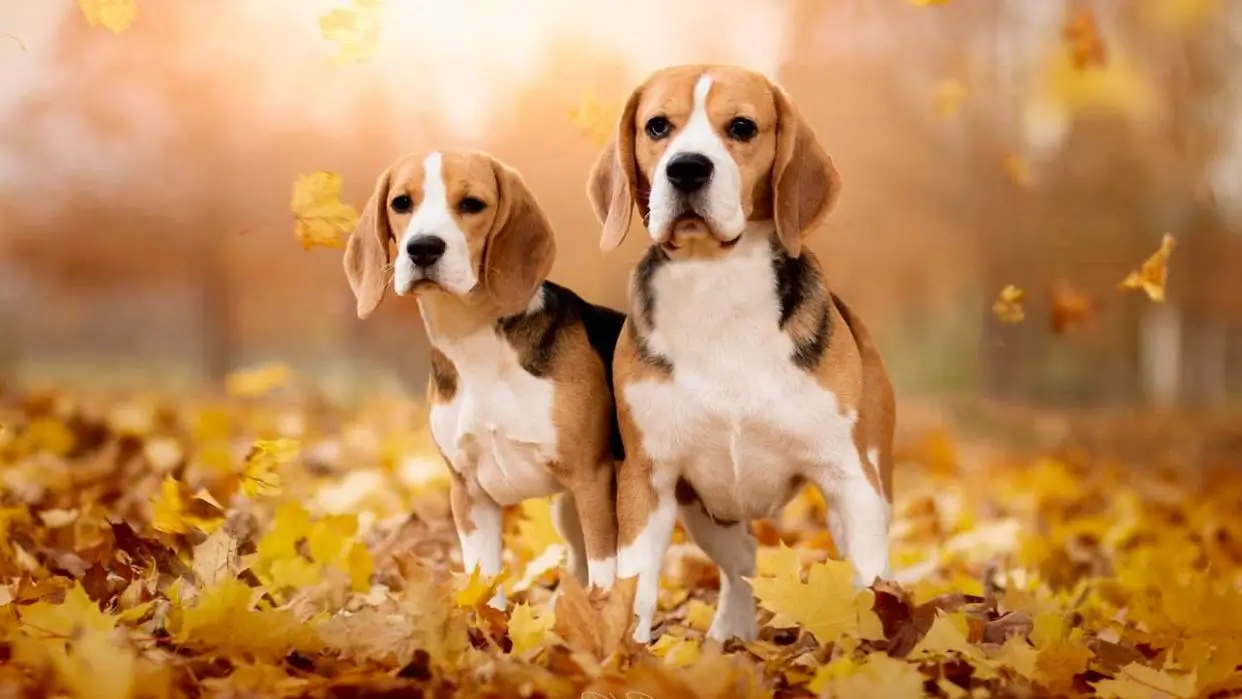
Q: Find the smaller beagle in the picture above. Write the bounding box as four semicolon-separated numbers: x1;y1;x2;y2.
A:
588;65;896;642
344;148;624;606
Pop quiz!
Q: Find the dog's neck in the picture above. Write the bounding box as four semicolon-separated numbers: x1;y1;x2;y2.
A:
416;286;543;344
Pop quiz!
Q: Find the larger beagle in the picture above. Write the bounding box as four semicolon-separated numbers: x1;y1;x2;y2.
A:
344;148;624;605
588;65;896;643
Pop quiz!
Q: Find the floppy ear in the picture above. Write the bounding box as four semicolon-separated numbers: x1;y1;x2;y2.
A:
587;86;643;253
771;83;841;258
344;167;394;319
483;160;557;316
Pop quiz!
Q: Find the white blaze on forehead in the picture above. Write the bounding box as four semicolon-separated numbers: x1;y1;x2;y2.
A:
647;72;747;243
393;150;479;296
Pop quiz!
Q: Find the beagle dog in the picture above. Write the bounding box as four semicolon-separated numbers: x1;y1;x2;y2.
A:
344;148;624;606
587;65;896;643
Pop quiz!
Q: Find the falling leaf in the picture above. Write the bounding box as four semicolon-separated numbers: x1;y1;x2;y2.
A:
508;603;555;656
1093;663;1197;699
751;554;884;646
908;0;952;5
290;172;359;251
1064;3;1108;70
241;438;298;498
319;0;383;64
1119;233;1176;302
1049;280;1096;334
77;0;137;34
992;285;1026;323
1002;154;1033;189
933;79;966;120
569;93;618;146
151;476;224;534
225;363;294;398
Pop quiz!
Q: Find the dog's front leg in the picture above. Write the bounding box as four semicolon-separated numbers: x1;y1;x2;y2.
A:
616;456;677;643
450;471;506;609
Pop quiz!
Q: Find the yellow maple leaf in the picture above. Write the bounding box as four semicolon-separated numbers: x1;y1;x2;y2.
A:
1029;611;1066;650
820;651;927;698
992;285;1026;323
346;541;375;593
319;0;383;64
290;172;359;251
751;555;883;645
19;582;116;639
225;362;294;398
1092;662;1197;699
241;438;298;498
508;603;555;656
174;578;322;660
454;566;510;609
996;636;1039;679
685;599;715;632
909;611;983;662
50;628;136;699
650;634;701;669
514;496;564;559
933;79;966;120
569;93;618;146
1119;233;1176;302
77;0;136;34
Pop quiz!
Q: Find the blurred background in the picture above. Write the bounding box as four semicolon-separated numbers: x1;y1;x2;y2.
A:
2;0;1241;413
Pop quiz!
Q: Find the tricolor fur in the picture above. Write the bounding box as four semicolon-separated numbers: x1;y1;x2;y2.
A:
344;148;624;605
588;65;896;643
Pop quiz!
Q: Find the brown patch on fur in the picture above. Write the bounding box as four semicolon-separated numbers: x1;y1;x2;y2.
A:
612;318;673;549
427;346;458;401
542;320;619;565
833;295;896;501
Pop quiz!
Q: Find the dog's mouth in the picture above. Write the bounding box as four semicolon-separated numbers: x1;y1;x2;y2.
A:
659;213;741;252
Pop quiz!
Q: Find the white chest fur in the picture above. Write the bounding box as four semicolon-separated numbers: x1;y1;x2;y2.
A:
427;322;561;507
624;233;860;522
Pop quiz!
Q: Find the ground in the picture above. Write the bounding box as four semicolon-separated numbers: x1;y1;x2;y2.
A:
1;383;1240;699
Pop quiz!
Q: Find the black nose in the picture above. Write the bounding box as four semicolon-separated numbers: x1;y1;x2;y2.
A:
405;235;446;267
665;153;714;193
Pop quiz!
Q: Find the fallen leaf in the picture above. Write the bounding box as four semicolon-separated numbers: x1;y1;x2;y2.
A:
552;574;638;660
241;438;298;498
226;362;294;398
290;172;359;251
1119;233;1176;303
821;651;927;698
193;527;239;588
508;602;555;656
1092;662;1197;699
751;555;884;646
650;634;701;669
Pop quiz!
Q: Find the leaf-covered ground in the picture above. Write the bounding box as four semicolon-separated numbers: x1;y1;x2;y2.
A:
1;384;1241;699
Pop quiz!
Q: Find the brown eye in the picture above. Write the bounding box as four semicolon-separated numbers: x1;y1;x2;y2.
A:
390;194;413;213
645;116;672;140
726;117;758;142
458;196;487;215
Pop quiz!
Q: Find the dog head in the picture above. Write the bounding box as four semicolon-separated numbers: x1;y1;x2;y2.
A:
344;148;556;318
588;64;841;258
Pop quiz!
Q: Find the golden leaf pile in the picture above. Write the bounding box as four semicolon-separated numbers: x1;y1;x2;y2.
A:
3;386;1241;697
290;173;359;251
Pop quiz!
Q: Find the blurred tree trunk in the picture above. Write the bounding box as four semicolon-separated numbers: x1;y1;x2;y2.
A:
195;227;234;383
